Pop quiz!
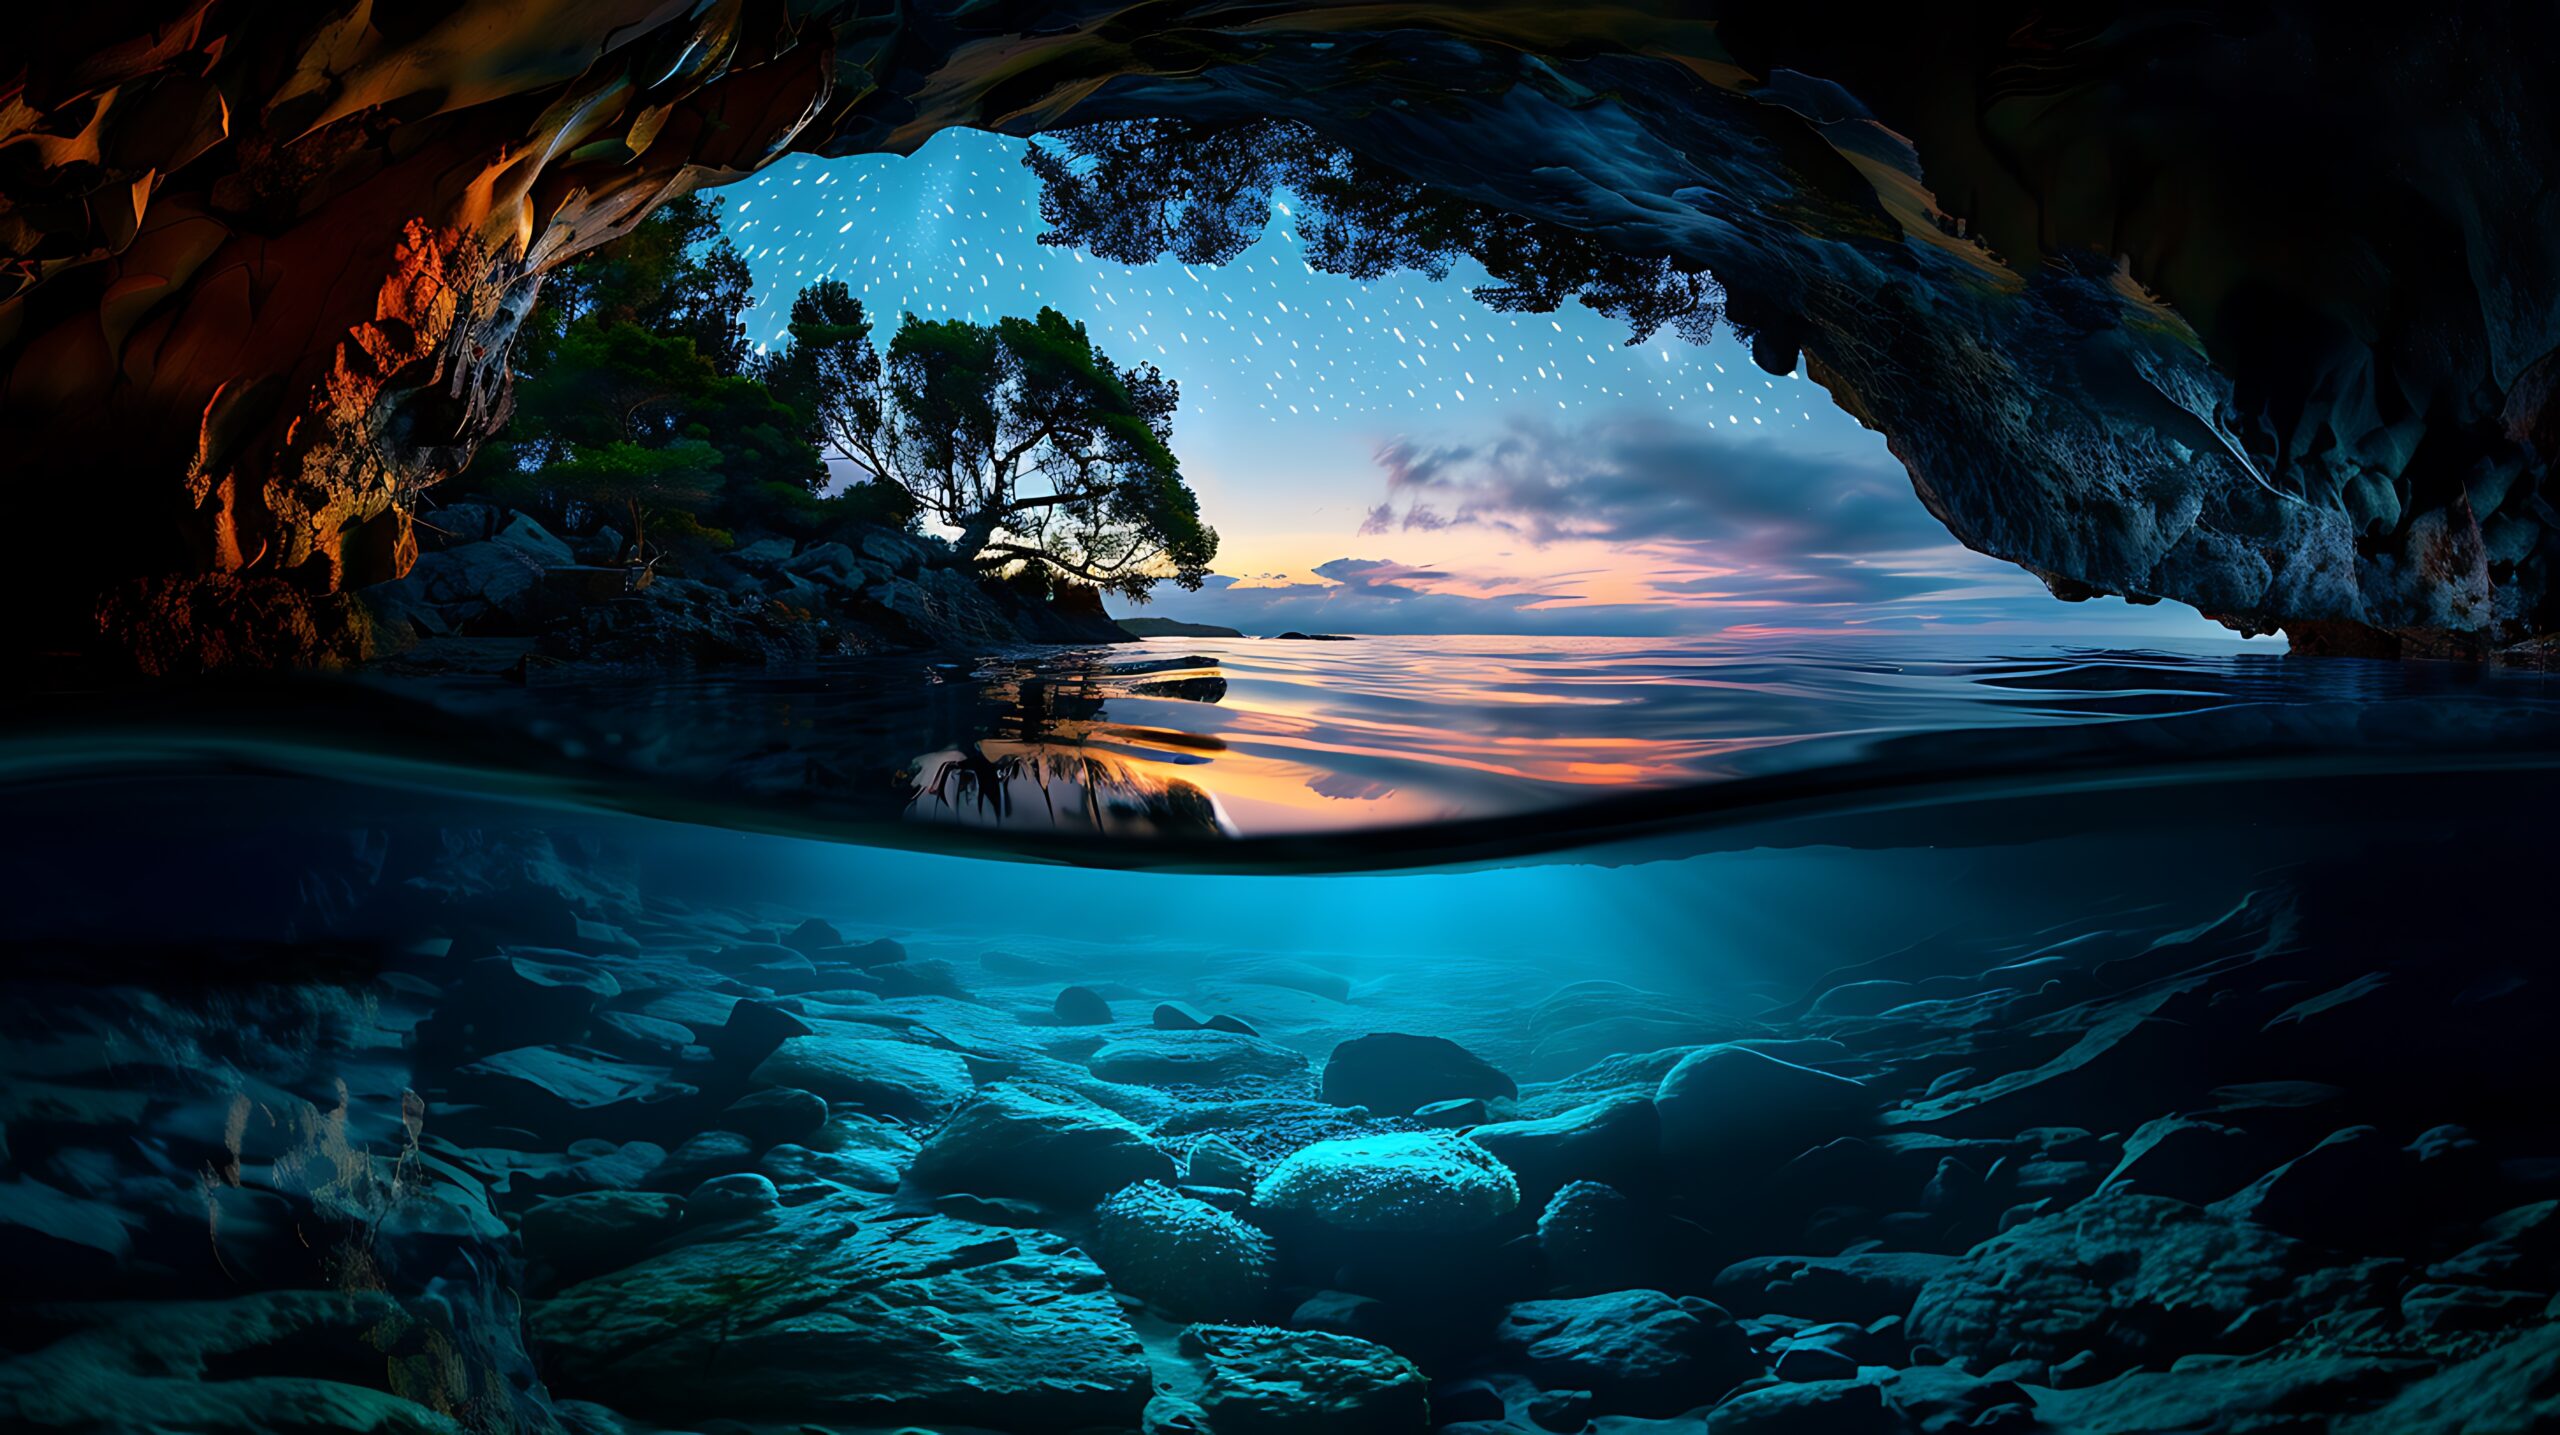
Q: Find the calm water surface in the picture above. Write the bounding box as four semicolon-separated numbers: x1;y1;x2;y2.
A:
326;633;2560;843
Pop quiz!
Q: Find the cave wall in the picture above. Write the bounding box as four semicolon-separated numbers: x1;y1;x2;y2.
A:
6;2;2557;670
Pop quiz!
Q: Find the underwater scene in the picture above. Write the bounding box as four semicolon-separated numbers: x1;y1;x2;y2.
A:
15;6;2560;1434
11;639;2560;1434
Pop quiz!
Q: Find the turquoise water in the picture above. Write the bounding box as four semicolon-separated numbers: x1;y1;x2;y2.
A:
6;637;2560;1431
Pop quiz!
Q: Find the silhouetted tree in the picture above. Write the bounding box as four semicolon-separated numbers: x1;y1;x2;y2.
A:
1024;120;1726;346
466;196;922;557
768;291;1216;601
515;194;758;376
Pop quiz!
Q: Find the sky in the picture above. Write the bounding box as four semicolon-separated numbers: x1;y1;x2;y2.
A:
726;130;2233;641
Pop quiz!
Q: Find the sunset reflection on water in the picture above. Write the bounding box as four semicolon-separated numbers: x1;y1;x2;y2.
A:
336;628;2560;846
896;635;2271;836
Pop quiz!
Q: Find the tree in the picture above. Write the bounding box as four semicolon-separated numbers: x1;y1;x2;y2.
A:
513;194;758;377
463;194;927;557
487;437;725;563
1024;120;1727;347
770;289;1216;601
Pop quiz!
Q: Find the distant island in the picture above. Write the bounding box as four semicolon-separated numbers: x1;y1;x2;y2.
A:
1120;617;1246;638
1115;619;1359;640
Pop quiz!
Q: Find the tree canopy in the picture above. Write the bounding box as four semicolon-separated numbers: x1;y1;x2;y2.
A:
766;287;1217;601
511;194;757;377
1023;119;1728;347
465;195;913;557
461;187;1213;602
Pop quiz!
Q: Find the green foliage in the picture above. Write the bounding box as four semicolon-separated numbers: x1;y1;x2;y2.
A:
835;476;923;529
495;437;721;512
765;293;1217;601
464;184;1208;601
763;278;886;472
464;194;921;561
1025;120;1726;346
515;194;757;377
646;507;736;557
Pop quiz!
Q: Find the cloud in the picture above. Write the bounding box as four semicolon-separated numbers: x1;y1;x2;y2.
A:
1367;416;1953;551
1131;563;1702;637
1308;558;1453;598
1125;412;2231;639
1134;548;2223;638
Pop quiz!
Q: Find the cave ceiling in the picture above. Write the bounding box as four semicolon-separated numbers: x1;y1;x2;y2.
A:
6;2;2557;666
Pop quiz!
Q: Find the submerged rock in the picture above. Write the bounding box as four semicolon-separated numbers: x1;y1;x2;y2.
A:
1496;1289;1761;1416
717;1086;829;1148
700;998;813;1070
1654;1045;1872;1172
1185;1134;1260;1189
0;1289;518;1435
1088;1029;1311;1090
2097;1115;2271;1205
1907;1188;2387;1375
415;952;620;1063
1412;1097;1488;1127
911;1082;1177;1205
536;1205;1151;1429
1320;1033;1517;1116
782;917;843;954
1537;1180;1661;1294
1253;1132;1519;1232
1714;1251;1958;1323
1469;1093;1660;1202
585;1009;692;1062
1055;985;1115;1025
1706;1368;2034;1435
1150;1323;1429;1434
445;1045;696;1142
2428;1200;2560;1287
2333;1322;2560;1433
862;956;970;999
811;937;911;967
1705;1378;1901;1434
518;1190;687;1285
705;940;808;975
2210;1125;2430;1251
748;1031;972;1121
1092;1181;1276;1320
683;1172;779;1225
794;1112;923;1194
646;1131;759;1192
494;1140;669;1206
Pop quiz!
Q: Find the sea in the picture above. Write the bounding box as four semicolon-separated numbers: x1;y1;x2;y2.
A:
5;633;2558;1430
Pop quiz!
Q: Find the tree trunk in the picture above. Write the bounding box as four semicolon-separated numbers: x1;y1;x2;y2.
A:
950;512;1004;565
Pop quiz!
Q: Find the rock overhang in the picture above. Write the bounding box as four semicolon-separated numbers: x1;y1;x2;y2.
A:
7;3;2556;666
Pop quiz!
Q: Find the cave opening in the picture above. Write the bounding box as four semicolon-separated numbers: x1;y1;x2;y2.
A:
14;12;2560;1435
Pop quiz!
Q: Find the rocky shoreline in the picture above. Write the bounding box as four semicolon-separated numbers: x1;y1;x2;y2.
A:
2;821;2555;1433
362;501;1135;678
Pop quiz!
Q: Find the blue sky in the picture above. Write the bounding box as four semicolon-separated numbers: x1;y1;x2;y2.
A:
726;130;2235;641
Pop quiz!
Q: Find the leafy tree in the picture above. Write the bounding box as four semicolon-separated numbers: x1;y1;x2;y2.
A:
485;437;726;561
1024;120;1727;346
768;289;1215;601
466;194;923;558
513;194;757;377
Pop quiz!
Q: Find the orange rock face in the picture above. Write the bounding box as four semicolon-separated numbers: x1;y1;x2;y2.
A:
3;2;841;672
